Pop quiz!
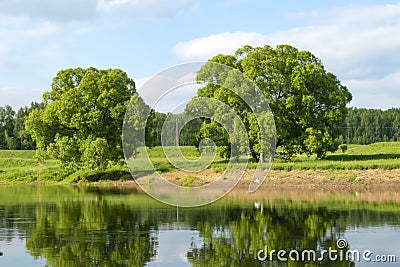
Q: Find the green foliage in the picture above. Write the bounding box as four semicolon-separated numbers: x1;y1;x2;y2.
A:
0;105;15;149
145;110;166;147
348;173;357;182
0;103;42;150
181;175;196;186
339;144;348;153
303;128;336;158
25;67;141;170
194;44;352;159
64;166;131;183
187;61;274;162
81;137;111;170
148;113;203;147
339;107;400;144
198;119;230;160
127;142;400;173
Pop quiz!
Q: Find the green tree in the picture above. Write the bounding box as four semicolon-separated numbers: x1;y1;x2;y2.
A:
338;108;400;144
187;60;274;162
194;45;352;159
12;102;43;150
0;105;16;149
25;67;138;169
145;110;167;147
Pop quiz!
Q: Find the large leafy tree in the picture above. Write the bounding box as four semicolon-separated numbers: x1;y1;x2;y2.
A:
26;67;137;169
186;57;275;163
195;45;352;158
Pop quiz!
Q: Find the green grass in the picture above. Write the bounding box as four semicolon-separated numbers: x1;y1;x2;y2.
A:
181;175;196;186
0;142;399;182
272;142;400;171
145;142;400;172
0;150;130;183
0;150;64;182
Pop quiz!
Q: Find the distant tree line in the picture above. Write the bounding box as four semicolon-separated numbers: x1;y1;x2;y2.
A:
143;107;400;150
337;107;400;144
0;102;42;150
1;104;399;153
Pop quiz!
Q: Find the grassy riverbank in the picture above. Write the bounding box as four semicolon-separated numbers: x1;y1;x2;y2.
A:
0;142;399;184
0;150;129;183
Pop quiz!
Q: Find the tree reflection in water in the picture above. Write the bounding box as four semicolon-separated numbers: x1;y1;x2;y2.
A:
1;186;400;266
25;199;158;266
186;205;354;267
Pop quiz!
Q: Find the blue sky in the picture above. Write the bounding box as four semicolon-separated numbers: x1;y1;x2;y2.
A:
0;0;399;110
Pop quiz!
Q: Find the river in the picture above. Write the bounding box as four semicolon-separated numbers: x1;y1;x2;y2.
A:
0;185;399;266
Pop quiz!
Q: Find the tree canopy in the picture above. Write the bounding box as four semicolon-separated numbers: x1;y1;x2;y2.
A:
193;45;352;158
186;63;276;162
25;67;138;169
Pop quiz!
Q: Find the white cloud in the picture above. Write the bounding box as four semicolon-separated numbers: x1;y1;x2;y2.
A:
172;32;268;60
171;2;400;109
172;3;400;78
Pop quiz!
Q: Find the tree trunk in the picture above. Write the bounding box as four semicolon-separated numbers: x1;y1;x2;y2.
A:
250;150;259;162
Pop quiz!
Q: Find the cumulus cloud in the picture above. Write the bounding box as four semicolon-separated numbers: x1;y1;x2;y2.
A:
172;32;268;60
172;3;400;77
171;2;400;109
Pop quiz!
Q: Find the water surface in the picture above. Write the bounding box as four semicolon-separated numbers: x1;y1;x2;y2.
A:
0;185;399;266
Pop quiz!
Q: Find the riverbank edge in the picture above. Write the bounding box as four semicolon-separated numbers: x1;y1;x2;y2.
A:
2;168;400;192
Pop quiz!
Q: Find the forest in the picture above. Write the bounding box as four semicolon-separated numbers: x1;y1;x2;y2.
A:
338;108;400;144
1;104;399;151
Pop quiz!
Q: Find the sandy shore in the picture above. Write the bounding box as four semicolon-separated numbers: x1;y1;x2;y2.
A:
98;168;400;192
